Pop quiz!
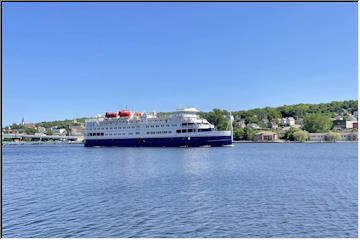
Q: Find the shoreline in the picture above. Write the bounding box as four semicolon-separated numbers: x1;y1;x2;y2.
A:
233;140;358;144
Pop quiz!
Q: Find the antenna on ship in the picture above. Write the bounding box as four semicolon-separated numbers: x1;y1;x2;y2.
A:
227;105;234;143
229;111;234;142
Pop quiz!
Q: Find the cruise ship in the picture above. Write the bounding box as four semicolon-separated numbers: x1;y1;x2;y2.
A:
84;107;233;147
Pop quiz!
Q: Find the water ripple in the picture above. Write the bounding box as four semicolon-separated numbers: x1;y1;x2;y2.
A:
2;143;358;237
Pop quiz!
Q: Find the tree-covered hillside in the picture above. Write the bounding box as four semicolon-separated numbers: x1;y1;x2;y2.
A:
231;100;357;125
199;100;358;134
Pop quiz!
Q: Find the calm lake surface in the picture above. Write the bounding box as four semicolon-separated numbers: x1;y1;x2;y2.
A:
2;143;358;237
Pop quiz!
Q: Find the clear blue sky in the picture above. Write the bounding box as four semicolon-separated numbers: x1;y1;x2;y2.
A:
2;2;358;126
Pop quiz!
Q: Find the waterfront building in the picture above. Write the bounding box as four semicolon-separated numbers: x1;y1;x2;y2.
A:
333;120;346;130
339;132;358;141
52;128;67;136
21;117;36;129
333;115;343;121
307;133;327;142
280;118;287;126
37;126;46;134
287;117;295;126
70;126;84;136
280;117;295;126
308;132;358;141
253;131;278;141
345;120;357;129
23;123;36;129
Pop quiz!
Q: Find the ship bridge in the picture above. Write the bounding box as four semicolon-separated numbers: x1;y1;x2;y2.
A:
175;107;199;113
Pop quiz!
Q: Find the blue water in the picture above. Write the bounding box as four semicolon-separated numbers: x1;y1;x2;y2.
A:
2;143;358;237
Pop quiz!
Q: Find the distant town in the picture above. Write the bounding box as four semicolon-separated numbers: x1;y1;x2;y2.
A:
2;117;87;143
2;100;358;144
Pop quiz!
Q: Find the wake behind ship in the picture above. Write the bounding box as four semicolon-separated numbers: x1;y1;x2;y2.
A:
84;107;233;147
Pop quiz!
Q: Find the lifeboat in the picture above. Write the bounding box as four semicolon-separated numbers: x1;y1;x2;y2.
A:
134;112;142;117
105;112;117;118
119;110;131;117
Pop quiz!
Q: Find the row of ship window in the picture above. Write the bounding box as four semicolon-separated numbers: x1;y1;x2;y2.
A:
145;124;176;128
87;131;172;136
176;128;212;133
87;128;212;136
89;126;138;130
88;132;141;136
88;124;179;131
146;131;172;134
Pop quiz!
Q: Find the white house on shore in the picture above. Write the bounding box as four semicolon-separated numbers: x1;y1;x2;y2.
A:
51;128;67;136
280;117;295;126
37;126;46;134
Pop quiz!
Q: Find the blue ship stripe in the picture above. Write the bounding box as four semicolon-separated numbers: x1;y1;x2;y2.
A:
84;136;231;147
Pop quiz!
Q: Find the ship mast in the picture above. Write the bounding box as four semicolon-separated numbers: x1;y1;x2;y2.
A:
228;111;234;142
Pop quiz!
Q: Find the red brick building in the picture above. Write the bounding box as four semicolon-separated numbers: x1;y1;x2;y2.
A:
253;131;278;141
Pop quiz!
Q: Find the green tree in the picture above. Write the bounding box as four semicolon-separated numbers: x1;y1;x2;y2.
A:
303;113;332;133
293;130;308;142
24;128;38;135
279;105;292;117
10;123;23;130
326;132;340;142
233;128;245;140
244;127;255;141
201;109;229;131
46;130;53;136
267;108;282;121
290;104;310;119
284;127;297;141
245;114;259;124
